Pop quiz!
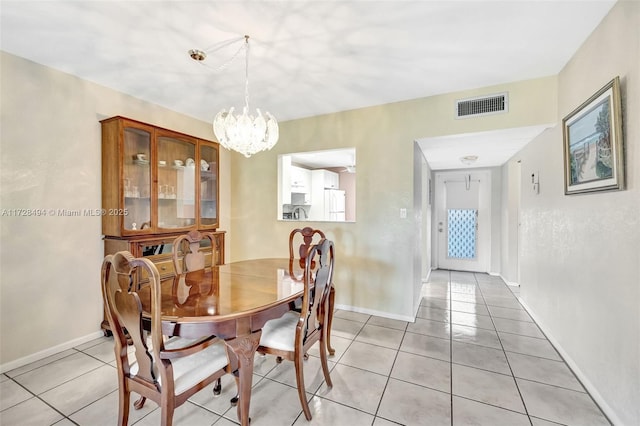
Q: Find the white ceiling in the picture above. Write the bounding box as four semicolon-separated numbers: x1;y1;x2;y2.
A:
417;124;553;170
1;1;615;168
289;148;355;170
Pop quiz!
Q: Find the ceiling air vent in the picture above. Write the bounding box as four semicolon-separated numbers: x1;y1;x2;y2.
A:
455;92;508;119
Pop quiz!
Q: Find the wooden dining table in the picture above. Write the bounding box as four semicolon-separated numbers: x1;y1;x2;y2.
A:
138;257;334;426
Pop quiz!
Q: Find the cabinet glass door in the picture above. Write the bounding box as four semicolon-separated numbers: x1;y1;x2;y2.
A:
199;143;218;227
157;135;196;230
123;127;151;231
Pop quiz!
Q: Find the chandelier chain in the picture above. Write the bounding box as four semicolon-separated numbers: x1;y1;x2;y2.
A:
244;35;250;110
218;41;245;73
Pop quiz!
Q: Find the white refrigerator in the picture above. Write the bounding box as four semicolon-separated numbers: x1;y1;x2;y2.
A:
324;189;346;221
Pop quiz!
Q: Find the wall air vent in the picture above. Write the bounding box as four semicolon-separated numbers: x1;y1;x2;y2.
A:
455;92;508;119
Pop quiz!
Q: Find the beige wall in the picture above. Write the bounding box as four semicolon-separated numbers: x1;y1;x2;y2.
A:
228;78;557;321
511;1;639;424
0;52;231;368
0;47;558;367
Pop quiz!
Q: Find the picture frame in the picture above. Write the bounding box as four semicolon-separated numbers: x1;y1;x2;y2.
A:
562;76;624;195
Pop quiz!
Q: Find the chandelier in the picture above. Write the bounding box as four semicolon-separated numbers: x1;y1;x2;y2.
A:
191;35;278;158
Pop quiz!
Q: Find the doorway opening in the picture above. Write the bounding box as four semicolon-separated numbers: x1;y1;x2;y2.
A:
434;170;491;272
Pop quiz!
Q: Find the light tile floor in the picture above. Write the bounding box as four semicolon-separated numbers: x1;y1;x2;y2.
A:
1;270;611;425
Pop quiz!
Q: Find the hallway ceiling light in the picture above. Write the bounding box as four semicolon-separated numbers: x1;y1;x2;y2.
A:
460;155;479;165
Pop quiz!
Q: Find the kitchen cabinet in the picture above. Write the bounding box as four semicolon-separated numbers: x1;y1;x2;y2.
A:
279;155;311;206
290;166;311;194
316;169;339;189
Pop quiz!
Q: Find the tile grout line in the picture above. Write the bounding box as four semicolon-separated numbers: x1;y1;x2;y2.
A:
448;270;454;426
7;346;113;425
56;349;120;424
4;375;77;425
473;272;534;426
503;288;614;426
305;317;370;423
432;273;611;426
367;313;404;424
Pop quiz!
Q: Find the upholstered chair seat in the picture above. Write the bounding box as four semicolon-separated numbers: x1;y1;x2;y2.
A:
259;311;300;351
129;337;229;396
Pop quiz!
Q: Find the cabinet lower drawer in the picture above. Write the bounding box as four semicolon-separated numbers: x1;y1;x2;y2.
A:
152;259;175;278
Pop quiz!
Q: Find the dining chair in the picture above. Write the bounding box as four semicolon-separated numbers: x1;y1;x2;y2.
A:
101;251;234;426
257;238;335;421
172;230;223;395
288;227;336;356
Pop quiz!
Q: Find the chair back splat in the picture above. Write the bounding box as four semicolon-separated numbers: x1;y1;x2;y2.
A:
289;227;325;270
301;240;333;346
173;230;217;275
173;231;216;304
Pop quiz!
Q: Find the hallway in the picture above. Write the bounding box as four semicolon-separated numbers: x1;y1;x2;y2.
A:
411;270;610;425
1;270;610;425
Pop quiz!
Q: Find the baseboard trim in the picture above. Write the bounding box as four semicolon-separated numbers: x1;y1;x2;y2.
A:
422;267;433;283
517;299;620;426
0;330;104;374
334;304;415;323
499;273;520;287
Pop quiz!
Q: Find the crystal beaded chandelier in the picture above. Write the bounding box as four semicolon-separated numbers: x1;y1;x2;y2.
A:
207;35;279;158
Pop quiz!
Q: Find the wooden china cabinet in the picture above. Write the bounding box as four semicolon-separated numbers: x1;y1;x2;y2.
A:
100;116;225;334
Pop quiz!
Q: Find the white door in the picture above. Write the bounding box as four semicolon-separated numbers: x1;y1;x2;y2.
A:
435;170;491;272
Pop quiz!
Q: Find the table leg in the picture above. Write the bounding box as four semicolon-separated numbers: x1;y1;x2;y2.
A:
224;331;261;426
327;285;336;356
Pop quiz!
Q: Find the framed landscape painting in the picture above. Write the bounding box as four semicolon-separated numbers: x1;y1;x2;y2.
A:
562;76;624;195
